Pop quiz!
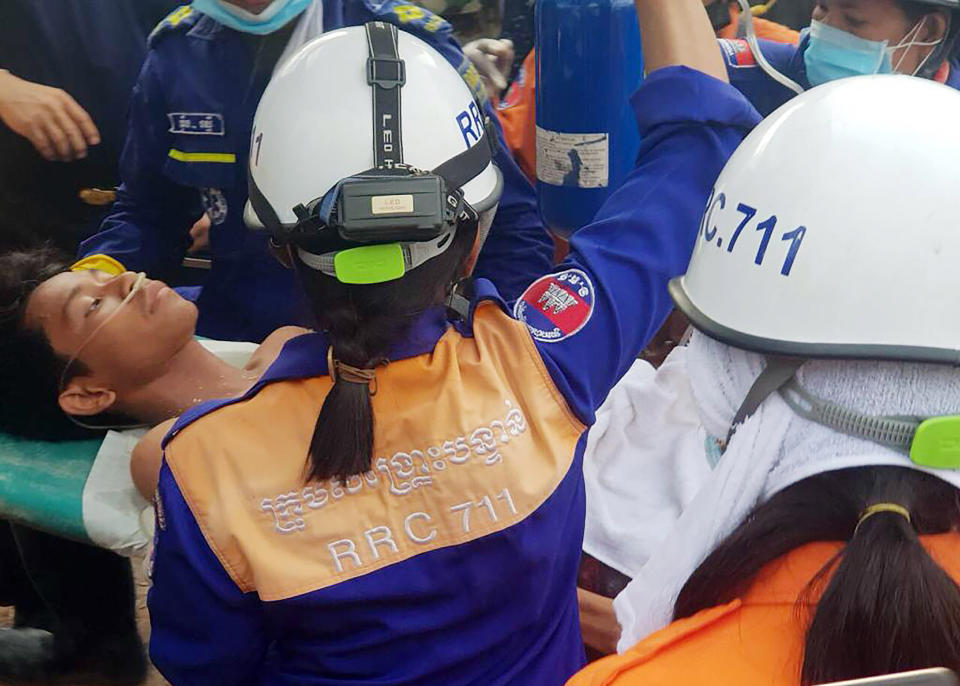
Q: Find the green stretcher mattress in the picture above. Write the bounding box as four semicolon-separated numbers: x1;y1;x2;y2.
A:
0;339;258;555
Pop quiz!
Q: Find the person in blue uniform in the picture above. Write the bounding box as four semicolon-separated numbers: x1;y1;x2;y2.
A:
145;4;761;684
79;0;552;343
720;0;960;116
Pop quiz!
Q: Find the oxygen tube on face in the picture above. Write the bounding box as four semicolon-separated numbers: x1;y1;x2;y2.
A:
734;0;806;94
59;271;152;432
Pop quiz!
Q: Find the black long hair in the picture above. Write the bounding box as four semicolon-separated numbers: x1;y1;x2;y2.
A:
293;217;479;483
0;247;102;441
674;466;960;684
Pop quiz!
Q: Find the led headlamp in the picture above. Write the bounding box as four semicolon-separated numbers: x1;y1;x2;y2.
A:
248;21;499;285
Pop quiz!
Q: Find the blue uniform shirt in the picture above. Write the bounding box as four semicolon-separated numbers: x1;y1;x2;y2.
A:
720;31;960;117
147;67;761;686
80;1;552;342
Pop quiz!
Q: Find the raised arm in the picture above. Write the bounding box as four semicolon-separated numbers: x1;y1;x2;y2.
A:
514;0;758;424
636;0;728;81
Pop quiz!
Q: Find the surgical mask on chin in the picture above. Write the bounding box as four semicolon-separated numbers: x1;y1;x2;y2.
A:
804;17;942;87
192;0;312;35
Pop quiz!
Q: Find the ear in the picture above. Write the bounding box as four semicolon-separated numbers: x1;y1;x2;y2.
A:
58;380;117;417
922;11;949;43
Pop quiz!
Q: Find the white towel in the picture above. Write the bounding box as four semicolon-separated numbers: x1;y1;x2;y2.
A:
582;349;714;578
614;332;960;652
273;0;324;75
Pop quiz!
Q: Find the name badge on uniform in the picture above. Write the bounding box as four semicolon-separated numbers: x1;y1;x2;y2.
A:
168;112;225;136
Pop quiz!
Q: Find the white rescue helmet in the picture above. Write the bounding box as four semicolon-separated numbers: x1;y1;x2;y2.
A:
246;23;502;284
670;75;960;365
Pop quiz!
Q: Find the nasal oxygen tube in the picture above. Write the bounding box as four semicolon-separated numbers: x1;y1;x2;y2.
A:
59;270;152;432
734;0;806;95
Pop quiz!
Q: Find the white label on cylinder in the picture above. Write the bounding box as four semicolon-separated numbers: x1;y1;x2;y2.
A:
536;127;609;189
371;195;415;215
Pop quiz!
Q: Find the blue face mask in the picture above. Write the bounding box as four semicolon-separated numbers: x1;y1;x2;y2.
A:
803;19;893;87
192;0;312;35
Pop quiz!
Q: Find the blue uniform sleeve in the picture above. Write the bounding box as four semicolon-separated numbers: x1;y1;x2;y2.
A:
719;38;807;117
351;0;554;300
148;463;267;685
512;67;761;425
79;53;200;278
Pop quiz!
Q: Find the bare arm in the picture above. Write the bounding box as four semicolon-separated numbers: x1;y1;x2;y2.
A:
578;588;620;656
131;418;176;500
635;0;728;81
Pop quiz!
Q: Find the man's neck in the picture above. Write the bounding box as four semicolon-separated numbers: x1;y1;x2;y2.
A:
120;339;260;425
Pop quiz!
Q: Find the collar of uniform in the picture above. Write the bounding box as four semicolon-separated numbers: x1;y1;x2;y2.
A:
452;277;512;338
163;307;453;447
742;533;960;606
187;13;228;40
793;30;814;89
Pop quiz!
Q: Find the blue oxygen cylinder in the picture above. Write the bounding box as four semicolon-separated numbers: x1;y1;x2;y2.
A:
535;0;643;237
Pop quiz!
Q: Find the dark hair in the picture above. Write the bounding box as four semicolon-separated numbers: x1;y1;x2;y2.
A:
293;219;478;483
894;0;940;25
674;466;960;684
0;247;103;441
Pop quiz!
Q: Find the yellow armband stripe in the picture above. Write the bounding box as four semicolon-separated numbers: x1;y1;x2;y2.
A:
168;149;236;164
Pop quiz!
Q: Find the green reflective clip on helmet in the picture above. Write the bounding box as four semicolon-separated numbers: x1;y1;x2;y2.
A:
912;417;960;469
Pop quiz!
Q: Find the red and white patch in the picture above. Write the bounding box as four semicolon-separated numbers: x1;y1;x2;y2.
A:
513;269;595;343
719;39;757;68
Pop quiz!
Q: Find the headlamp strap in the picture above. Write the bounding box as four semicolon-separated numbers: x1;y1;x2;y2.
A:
432;116;497;194
778;378;921;453
365;22;405;169
726;359;960;470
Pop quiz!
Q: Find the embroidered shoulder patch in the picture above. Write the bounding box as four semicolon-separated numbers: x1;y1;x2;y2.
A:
719;39;757;68
513;269;595;343
168;112;225;136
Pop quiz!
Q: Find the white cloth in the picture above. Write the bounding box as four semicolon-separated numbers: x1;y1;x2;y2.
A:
82;339;259;557
614;331;960;652
274;0;324;75
583;350;714;578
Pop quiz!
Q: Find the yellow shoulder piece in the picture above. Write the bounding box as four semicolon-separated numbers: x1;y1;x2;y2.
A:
149;5;197;46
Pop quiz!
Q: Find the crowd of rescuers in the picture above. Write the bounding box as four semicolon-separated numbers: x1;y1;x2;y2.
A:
1;0;960;683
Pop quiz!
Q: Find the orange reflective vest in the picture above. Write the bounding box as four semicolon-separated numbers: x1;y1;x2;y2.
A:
568;535;960;686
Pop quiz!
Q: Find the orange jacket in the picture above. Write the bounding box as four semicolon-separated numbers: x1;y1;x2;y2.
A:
496;49;538;183
567;535;960;686
495;9;799;185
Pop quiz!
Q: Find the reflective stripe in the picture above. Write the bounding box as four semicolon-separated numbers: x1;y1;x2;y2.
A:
168;149;236;163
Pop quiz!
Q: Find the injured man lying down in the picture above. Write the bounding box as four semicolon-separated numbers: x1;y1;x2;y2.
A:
0;246;716;597
0;247;308;500
0;245;723;659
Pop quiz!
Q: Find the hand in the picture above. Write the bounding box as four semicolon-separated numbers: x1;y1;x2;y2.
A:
463;38;515;101
188;213;212;253
0;70;101;162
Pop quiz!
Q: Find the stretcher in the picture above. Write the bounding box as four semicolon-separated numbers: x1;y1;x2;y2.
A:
0;340;258;556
